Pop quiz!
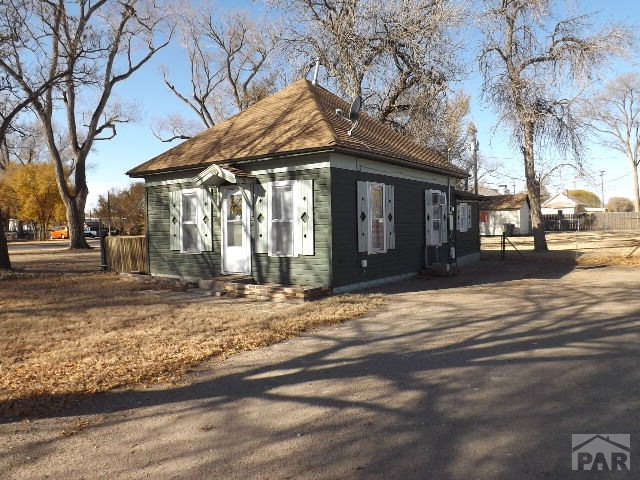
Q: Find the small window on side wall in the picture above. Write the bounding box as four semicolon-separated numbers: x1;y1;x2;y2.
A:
457;203;472;233
357;181;395;254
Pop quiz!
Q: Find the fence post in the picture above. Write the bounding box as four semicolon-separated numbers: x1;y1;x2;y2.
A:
501;232;506;260
100;231;108;271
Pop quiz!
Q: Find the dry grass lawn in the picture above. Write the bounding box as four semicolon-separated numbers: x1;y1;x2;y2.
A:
1;245;384;418
483;231;640;266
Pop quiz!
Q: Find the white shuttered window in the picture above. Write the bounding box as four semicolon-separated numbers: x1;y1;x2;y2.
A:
265;180;314;257
269;182;295;257
169;187;213;253
357;181;395;254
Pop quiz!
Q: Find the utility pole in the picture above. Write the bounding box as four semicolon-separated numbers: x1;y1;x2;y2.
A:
469;123;479;194
600;170;605;232
107;191;112;236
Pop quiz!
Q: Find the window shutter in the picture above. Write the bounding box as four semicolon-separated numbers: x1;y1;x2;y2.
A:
385;184;395;249
198;187;213;251
440;193;448;244
467;203;473;229
357;181;369;252
425;190;433;246
254;183;268;254
458;203;468;232
169;189;180;251
296;179;314;256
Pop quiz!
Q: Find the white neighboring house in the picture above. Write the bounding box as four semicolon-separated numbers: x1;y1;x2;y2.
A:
480;194;530;235
541;192;586;215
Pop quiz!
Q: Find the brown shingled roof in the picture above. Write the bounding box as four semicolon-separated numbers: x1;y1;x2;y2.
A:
127;79;467;178
480;194;529;211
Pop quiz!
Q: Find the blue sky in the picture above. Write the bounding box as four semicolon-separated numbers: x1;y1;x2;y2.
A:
85;0;640;210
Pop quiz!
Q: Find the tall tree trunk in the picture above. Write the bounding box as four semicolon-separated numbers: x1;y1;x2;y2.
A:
630;159;640;212
39;108;90;249
523;123;548;251
0;211;11;270
64;189;89;249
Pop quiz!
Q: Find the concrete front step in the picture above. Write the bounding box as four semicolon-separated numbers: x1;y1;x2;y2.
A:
197;275;329;301
197;275;254;292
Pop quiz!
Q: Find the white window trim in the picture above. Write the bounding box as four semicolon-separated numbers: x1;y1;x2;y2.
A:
357;181;395;254
457;203;468;232
261;179;314;258
268;180;297;257
368;182;387;254
180;189;202;254
170;187;212;254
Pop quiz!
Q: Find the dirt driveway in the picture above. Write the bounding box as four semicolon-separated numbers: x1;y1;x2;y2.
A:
2;260;639;479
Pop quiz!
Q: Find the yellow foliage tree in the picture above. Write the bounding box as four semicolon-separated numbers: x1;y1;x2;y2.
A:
2;163;65;239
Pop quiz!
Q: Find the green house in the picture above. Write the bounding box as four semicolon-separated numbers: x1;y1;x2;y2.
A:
127;79;480;292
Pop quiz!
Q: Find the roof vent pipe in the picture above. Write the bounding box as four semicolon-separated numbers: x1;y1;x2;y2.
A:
311;57;320;86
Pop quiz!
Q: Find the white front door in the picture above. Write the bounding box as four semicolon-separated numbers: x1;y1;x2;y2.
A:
222;186;251;274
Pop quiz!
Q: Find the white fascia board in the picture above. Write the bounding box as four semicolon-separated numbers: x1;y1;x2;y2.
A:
146;152;454;186
145;178;197;188
330;153;450;185
247;152;452;186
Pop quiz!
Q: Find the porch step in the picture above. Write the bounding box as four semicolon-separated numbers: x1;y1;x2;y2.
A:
197;275;329;301
198;275;254;292
225;282;330;302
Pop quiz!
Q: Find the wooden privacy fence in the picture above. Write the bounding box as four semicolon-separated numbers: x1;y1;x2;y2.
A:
104;235;147;273
543;212;640;232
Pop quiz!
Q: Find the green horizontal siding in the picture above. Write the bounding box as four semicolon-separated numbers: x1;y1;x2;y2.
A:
251;168;332;287
330;167;454;288
455;203;481;258
147;184;221;279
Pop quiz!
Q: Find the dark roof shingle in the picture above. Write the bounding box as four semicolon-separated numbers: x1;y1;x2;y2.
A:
127;79;467;178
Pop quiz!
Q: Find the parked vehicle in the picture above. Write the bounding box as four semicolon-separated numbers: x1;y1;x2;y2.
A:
4;231;18;240
84;229;98;238
49;226;69;239
17;230;35;240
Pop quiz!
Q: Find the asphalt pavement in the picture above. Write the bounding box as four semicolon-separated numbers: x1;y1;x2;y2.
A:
2;262;639;479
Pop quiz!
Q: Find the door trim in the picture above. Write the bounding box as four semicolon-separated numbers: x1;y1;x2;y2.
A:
221;186;252;274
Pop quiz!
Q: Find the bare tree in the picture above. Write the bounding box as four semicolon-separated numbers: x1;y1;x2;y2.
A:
94;183;145;235
0;0;76;268
607;196;634;212
270;0;467;136
478;0;632;251
157;4;281;141
0;0;173;248
407;91;473;162
583;73;640;211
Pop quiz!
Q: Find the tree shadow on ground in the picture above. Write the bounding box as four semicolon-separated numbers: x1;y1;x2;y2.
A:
3;267;639;479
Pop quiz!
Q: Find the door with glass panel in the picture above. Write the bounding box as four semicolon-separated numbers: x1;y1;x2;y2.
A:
222;186;250;273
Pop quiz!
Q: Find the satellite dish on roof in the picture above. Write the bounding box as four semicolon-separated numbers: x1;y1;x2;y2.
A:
345;95;362;136
348;95;362;121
